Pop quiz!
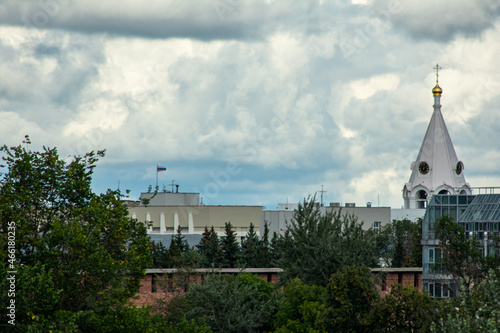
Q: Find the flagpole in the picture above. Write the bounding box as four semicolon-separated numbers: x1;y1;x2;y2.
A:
156;165;158;190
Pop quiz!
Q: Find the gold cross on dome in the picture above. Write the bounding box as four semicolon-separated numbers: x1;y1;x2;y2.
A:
433;64;442;82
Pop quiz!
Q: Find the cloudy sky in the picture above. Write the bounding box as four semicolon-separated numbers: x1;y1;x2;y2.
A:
1;0;499;209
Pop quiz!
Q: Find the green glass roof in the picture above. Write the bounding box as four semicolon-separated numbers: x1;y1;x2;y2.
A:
459;194;500;222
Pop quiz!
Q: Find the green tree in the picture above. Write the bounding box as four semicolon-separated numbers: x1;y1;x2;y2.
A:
207;226;223;267
169;225;191;268
196;226;223;268
274;278;326;333
278;197;377;286
372;219;422;268
434;216;499;294
0;138;151;331
431;270;500;333
241;223;260;267
173;224;190;253
255;221;274;267
370;284;440;332
196;226;211;257
181;273;279;332
319;266;379;333
221;221;240;268
150;240;171;268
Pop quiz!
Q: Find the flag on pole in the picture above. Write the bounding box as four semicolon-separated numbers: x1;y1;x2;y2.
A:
157;165;167;172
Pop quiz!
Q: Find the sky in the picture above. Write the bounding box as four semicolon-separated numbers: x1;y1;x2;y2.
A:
1;0;499;209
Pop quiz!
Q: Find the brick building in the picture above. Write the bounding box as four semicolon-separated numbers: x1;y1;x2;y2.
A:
131;267;423;307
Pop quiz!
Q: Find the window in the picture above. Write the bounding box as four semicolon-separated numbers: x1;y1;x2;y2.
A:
373;221;381;232
428;283;434;297
429;248;435;263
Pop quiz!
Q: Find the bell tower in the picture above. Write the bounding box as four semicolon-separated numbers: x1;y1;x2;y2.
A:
403;65;471;209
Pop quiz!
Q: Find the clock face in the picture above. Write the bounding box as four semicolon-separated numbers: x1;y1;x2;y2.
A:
456;161;463;175
418;161;430;175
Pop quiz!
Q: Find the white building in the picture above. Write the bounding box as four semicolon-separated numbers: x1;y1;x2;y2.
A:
261;202;391;237
128;191;263;244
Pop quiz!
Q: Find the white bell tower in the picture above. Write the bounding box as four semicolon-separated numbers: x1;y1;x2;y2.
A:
403;65;471;209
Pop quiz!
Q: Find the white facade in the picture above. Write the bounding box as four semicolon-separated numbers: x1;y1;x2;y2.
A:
261;203;391;237
128;192;262;240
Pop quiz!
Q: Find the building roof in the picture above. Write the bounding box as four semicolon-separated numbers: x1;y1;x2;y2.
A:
459;194;500;222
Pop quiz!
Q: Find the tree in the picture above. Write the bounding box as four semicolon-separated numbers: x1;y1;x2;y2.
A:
0;138;151;331
372;218;422;268
195;226;223;268
370;284;440;332
278;197;377;286
255;221;274;268
240;223;260;267
172;225;190;253
431;270;500;333
181;273;279;332
274;278;326;332
319;266;379;333
434;216;499;294
221;222;240;268
150;240;171;268
169;225;191;268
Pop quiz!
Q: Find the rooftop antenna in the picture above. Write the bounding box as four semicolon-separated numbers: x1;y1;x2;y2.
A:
319;185;327;207
170;179;176;192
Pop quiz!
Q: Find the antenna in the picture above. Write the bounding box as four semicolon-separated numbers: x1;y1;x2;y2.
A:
319;185;327;207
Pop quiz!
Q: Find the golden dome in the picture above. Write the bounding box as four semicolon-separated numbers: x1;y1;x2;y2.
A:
432;83;442;95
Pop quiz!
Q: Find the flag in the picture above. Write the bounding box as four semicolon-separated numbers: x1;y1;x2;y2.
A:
157;165;167;172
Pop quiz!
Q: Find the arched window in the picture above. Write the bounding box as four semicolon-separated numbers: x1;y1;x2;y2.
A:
417;190;427;209
438;189;449;195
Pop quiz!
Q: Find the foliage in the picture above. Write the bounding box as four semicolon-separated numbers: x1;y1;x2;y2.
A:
221;221;240;268
372;218;422;267
256;221;274;267
319;266;379;333
150;240;171;268
182;273;279;332
434;216;499;294
370;284;440;332
278;197;377;286
240;223;260;267
274;278;326;333
76;305;167;333
195;226;223;268
431;270;500;333
0;138;151;330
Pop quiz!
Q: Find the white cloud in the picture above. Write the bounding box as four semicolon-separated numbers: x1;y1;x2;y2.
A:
1;1;499;208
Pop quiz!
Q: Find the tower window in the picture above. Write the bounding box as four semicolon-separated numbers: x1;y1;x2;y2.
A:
417;190;428;208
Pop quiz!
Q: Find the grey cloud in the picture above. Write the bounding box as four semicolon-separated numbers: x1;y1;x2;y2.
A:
0;31;105;130
0;0;274;40
373;0;500;42
0;0;365;41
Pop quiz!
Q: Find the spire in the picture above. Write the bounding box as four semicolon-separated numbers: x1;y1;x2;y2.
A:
403;65;471;209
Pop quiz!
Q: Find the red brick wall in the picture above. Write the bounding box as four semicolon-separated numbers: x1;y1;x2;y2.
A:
131;269;423;306
374;271;423;297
